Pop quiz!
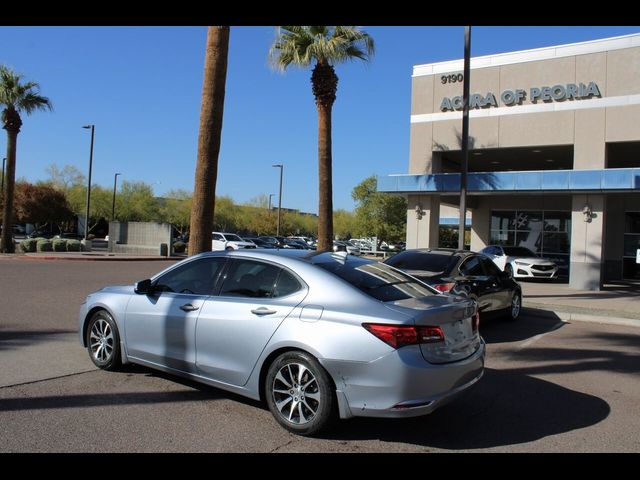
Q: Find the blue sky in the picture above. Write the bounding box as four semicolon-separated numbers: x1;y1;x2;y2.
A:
1;26;639;214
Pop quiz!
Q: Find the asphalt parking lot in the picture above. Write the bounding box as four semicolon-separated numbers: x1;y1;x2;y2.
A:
1;257;639;452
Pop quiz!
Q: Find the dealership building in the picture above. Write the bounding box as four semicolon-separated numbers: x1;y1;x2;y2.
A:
379;33;640;290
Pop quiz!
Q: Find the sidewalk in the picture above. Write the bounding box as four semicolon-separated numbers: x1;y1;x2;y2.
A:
18;252;184;261
520;280;640;327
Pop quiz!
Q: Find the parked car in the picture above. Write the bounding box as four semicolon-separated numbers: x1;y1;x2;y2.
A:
243;237;277;249
384;248;522;321
79;250;485;436
212;232;256;251
333;240;361;256
480;245;558;279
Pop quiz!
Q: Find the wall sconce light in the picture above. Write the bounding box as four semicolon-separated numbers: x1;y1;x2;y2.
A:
415;204;423;220
582;203;593;222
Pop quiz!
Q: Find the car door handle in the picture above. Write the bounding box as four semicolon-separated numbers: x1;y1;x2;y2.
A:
251;307;277;316
180;303;199;312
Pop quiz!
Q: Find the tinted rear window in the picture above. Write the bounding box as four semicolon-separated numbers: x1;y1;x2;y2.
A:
316;260;434;302
502;246;537;257
385;251;457;274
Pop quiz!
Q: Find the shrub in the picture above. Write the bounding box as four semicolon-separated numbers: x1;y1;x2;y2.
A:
36;239;53;252
67;240;81;252
173;241;186;254
52;239;67;252
20;239;38;253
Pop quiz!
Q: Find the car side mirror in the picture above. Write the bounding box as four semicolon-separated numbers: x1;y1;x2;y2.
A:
134;279;153;294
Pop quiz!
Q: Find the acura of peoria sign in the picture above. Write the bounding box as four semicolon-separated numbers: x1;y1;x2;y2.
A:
440;81;601;111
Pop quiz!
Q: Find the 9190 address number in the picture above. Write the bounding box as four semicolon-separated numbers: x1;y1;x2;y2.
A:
441;74;463;84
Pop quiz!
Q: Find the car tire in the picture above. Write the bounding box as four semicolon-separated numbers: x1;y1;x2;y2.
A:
505;263;514;277
265;351;336;436
86;310;122;371
506;290;522;321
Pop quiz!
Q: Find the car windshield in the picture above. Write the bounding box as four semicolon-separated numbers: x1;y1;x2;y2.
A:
385;251;458;275
224;234;243;242
315;258;434;302
503;246;537;257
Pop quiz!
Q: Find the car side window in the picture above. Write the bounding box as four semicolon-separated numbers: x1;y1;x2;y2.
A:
213;234;224;241
459;256;484;276
273;269;302;298
220;259;281;298
479;256;502;277
154;257;225;295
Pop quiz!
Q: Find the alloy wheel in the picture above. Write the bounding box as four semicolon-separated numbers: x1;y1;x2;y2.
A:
271;363;321;425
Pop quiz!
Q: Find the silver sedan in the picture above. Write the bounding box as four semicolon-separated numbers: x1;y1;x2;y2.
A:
79;250;485;435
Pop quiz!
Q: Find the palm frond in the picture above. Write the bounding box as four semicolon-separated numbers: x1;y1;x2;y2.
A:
0;65;52;114
268;26;375;71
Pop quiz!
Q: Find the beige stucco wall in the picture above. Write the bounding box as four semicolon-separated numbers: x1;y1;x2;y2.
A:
410;45;640;173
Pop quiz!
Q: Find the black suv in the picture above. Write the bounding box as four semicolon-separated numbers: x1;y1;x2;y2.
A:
384;248;522;320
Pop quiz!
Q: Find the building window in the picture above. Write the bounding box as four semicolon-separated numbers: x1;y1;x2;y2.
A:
490;210;571;276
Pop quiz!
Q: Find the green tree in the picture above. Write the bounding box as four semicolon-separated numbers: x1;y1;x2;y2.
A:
352;175;407;248
269;26;374;252
116;181;159;222
333;209;355;239
159;189;192;236
0;66;52;252
189;26;230;255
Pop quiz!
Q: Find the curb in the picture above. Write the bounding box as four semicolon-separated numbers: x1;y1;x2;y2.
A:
523;306;640;328
20;254;183;262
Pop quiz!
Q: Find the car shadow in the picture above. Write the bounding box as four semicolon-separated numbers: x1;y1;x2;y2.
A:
321;367;610;449
479;311;566;344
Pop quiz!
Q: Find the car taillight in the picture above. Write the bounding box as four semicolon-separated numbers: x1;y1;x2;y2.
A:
472;312;480;332
362;323;445;348
433;282;455;293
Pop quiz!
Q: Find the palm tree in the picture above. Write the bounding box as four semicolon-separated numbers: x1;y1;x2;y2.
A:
189;26;230;255
1;66;52;253
269;26;374;252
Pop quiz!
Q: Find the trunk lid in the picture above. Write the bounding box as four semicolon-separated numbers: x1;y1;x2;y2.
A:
384;294;480;364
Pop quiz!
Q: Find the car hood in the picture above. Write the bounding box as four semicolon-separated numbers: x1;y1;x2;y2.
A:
509;256;555;264
95;285;134;295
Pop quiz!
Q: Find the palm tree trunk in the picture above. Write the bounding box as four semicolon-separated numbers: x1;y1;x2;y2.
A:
316;102;334;252
189;26;230;255
1;126;18;253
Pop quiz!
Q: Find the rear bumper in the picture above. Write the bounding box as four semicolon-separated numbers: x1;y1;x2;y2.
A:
322;338;485;419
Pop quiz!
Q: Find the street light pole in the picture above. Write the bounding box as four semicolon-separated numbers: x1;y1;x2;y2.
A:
272;164;283;236
112;173;121;221
458;26;471;251
1;157;5;198
82;124;95;240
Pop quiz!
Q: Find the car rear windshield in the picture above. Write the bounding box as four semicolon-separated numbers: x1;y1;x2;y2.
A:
385;251;458;275
315;259;435;302
502;246;537;257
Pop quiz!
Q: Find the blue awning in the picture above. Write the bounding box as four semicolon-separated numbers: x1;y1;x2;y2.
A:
378;168;640;194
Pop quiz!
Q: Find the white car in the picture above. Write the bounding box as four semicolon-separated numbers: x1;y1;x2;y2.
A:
480;245;558;279
212;232;257;251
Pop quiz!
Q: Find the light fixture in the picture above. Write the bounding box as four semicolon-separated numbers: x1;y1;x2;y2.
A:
582;203;593;222
472;152;483;156
532;149;542;153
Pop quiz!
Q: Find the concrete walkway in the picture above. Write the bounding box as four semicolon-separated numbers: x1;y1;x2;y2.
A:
521;280;640;326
